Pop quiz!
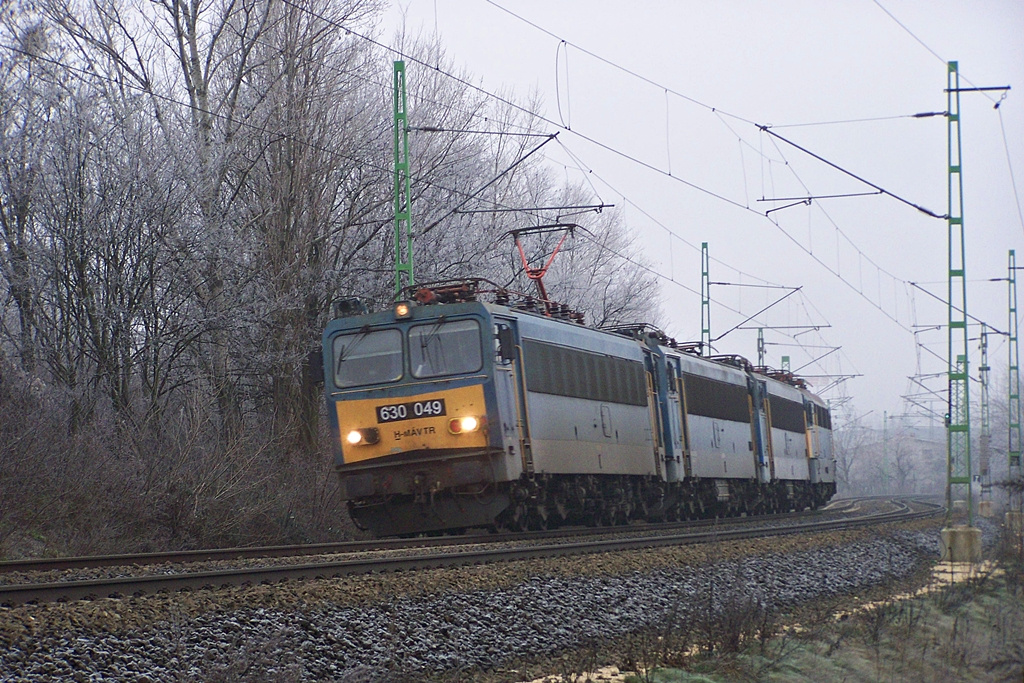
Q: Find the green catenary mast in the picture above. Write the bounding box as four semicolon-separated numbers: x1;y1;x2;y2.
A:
945;61;973;526
1009;250;1022;481
701;242;710;355
394;61;414;299
978;324;991;500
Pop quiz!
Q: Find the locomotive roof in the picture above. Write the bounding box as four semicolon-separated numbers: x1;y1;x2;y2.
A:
326;290;826;406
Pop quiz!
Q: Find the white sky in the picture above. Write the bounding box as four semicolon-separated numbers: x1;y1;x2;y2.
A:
382;1;1024;428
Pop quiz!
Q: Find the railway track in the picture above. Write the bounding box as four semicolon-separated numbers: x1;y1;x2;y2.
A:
0;497;939;607
0;499;859;575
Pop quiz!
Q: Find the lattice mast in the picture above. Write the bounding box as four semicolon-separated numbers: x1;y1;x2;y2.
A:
945;61;973;526
701;242;711;355
882;411;890;492
1010;250;1022;482
978;324;991;499
393;61;414;299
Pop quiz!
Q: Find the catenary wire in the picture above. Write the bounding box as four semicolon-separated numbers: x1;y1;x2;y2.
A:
552;139;785;288
997;107;1024;238
277;0;955;338
20;4;970;389
2;38;809;356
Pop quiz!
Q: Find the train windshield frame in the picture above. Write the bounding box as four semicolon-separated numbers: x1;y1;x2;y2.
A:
409;318;483;379
333;328;403;388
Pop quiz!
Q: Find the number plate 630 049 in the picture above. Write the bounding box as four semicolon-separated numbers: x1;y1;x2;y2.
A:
376;399;447;423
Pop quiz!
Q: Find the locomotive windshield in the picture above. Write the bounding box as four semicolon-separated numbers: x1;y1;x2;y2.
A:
333;328;403;388
330;318;484;388
410;319;482;378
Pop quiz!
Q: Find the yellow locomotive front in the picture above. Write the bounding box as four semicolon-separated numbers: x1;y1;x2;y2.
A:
335;384;489;464
323;300;519;536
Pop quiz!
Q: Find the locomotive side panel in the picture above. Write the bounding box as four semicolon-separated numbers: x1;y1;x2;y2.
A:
801;392;836;486
685;415;757;479
524;393;656;475
515;318;658;477
679;358;757;480
816;404;836;483
766;382;811;482
491;358;527;483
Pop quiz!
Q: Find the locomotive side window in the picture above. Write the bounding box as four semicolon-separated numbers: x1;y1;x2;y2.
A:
769;397;807;433
333;329;403;388
683;374;750;423
814;404;832;430
410;319;483;378
522;340;647;406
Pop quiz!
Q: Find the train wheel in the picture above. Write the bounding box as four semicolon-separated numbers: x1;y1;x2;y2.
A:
553;497;569;523
501;502;529;532
529;504;549;531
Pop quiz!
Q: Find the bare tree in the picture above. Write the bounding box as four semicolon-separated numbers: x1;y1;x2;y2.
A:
238;0;387;445
0;0;675;556
888;427;916;493
832;410;874;494
0;8;56;374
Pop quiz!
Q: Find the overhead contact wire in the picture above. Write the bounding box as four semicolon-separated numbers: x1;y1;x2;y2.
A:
483;0;759;126
278;0;946;319
997;108;1024;238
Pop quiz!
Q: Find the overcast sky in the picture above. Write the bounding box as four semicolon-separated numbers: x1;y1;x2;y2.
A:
382;1;1024;428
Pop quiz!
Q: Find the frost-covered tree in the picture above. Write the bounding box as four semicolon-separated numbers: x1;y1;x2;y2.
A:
3;0;661;441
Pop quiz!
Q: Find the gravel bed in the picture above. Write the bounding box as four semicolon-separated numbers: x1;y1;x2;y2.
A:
0;518;946;682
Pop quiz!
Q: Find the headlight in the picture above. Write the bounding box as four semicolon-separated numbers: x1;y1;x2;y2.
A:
448;416;481;434
345;428;380;445
394;301;413;318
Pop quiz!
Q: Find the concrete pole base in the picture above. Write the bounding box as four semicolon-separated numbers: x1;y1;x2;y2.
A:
1007;511;1023;536
978;500;994;518
940;525;982;563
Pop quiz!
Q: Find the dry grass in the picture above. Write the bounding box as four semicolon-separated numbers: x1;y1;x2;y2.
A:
621;527;1024;683
0;360;357;560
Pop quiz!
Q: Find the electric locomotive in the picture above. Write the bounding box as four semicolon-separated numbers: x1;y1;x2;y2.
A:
322;279;835;536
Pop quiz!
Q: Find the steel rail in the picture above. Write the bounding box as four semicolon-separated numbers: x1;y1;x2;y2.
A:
0;500;860;575
0;498;940;607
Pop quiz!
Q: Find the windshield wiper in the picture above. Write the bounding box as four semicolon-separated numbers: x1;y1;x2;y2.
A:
336;325;371;366
417;317;448;373
419;317;446;351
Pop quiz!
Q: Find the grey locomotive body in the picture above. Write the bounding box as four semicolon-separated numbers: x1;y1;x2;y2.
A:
323;289;835;536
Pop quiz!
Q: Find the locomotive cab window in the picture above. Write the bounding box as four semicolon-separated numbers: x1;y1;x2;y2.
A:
333;328;403;388
410;318;483;378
